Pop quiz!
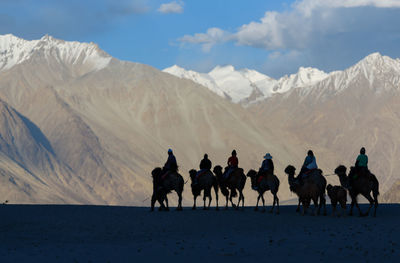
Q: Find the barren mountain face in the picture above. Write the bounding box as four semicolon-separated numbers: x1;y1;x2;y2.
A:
0;34;399;204
0;35;302;205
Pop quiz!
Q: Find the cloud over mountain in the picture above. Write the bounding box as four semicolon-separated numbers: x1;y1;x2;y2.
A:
178;0;400;76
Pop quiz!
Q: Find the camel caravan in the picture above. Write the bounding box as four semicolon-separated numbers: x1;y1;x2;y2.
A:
151;147;379;217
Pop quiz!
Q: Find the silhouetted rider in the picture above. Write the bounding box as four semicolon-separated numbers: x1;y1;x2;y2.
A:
224;150;238;180
194;154;212;185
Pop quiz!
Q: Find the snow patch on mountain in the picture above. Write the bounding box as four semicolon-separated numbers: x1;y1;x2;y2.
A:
163;64;328;104
164;53;400;104
0;34;111;72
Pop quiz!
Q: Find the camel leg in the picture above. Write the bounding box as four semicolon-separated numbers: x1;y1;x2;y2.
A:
270;192;275;213
177;192;183;211
331;202;337;217
225;194;229;210
240;191;245;210
203;192;207;210
353;198;363;217
321;195;327;216
373;192;378;217
255;195;260;211
236;194;241;210
313;197;318;216
349;199;355;216
302;199;308;216
204;188;211;210
270;192;278;214
361;192;375;217
151;194;157;212
229;191;237;209
192;195;197;210
215;194;219;211
340;202;346;217
276;196;280;214
208;192;212;210
214;185;219;211
261;194;266;212
296;200;301;213
164;196;169;211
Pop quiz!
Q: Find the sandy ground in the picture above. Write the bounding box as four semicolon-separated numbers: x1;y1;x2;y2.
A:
0;204;399;262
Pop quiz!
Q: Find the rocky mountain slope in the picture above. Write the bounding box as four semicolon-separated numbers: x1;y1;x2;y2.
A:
0;34;399;204
0;34;305;205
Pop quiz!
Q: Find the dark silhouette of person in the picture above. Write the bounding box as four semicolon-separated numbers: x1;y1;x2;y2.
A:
194;154;212;185
253;153;274;190
224;150;238;179
199;154;212;170
162;148;177;178
299;150;317;182
351;147;369;186
355;147;368;170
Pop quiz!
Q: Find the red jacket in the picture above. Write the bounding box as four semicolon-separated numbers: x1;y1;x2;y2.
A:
227;156;238;167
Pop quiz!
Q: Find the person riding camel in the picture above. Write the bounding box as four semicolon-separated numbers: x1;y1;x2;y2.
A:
193;154;212;185
299;150;317;183
351;147;369;185
224;150;238;180
253;153;274;190
161;149;177;181
355;147;368;170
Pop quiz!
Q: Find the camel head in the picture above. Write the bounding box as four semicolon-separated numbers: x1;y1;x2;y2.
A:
334;165;347;177
326;184;333;193
189;169;197;181
213;165;223;176
246;169;257;178
246;169;258;189
284;165;296;176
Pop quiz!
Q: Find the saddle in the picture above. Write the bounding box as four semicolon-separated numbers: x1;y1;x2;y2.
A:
223;167;237;180
257;176;265;184
161;171;171;181
350;166;370;180
196;169;208;178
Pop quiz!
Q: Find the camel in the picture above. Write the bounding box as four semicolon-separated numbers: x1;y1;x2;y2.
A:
213;165;246;210
334;165;379;217
327;184;347;217
284;165;326;216
293;166;327;215
150;167;184;211
246;169;280;214
189;169;219;210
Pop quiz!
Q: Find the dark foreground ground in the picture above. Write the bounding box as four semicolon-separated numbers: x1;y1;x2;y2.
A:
0;204;399;263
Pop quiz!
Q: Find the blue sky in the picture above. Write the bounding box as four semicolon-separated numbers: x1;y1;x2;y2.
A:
1;0;400;78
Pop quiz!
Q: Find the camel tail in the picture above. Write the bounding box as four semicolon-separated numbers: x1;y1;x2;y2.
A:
371;174;380;196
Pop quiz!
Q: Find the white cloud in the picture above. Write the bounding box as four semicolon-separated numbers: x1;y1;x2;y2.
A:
179;0;400;51
295;0;400;16
158;1;184;14
179;28;232;52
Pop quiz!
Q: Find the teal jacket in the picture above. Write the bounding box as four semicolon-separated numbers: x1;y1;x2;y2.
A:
356;154;368;167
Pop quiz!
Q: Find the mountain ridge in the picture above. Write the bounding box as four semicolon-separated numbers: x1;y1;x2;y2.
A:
1;34;400;204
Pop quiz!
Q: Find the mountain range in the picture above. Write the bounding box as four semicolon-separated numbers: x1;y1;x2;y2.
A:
0;33;399;204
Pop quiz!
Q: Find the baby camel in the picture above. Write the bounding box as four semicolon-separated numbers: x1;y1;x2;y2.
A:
327;184;347;217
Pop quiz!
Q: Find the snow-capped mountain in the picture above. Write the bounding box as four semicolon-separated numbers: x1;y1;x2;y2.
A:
164;53;400;105
0;34;111;73
2;33;400;204
163;64;328;104
288;52;400;99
